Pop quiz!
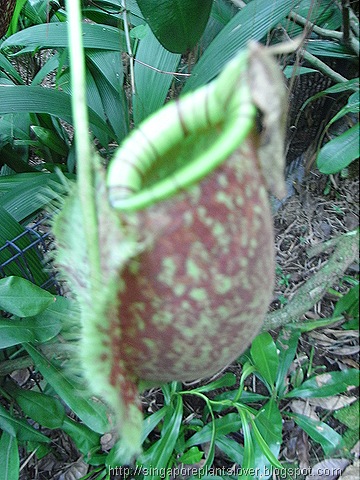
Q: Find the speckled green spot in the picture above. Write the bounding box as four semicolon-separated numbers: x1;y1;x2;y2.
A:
188;183;202;204
181;327;196;339
215;191;234;210
213;222;225;238
143;338;156;349
128;258;141;275
174;284;187;296
186;258;203;281
198;208;215;230
190;288;208;302
152;310;174;327
249;237;258;253
214;275;232;294
235;195;244;207
183;210;194;227
181;300;191;310
217;173;229;188
245;184;253;198
253;204;262;215
158;257;177;285
134;314;145;331
240;257;248;268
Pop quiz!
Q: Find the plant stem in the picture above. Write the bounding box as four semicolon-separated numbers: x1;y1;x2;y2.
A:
65;0;101;292
121;0;135;94
289;10;360;56
301;49;349;84
263;230;359;331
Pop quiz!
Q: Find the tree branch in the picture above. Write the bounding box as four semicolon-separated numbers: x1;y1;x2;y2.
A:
263;230;359;331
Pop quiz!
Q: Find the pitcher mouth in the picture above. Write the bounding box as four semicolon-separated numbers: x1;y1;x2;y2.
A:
107;53;257;212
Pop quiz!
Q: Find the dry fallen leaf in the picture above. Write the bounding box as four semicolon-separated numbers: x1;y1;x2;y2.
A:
338;460;360;480
60;460;89;480
309;330;359;356
316;373;332;387
350;440;359;458
297;429;310;470
100;431;116;451
306;458;350;480
290;399;319;421
308;395;357;411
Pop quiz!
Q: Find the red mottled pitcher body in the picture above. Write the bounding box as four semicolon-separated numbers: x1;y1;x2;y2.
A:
114;135;275;382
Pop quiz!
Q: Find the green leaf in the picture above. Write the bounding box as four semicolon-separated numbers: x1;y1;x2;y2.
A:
0;312;62;348
24;344;109;434
333;285;359;320
31;126;69;156
288;412;343;455
91;68;128;142
185;413;241;448
306;39;355;59
322;91;360;129
0;52;24;84
86;49;128;141
0;172;72;221
2;23;126;53
238;409;254;474
31;52;61;86
0;277;54;317
215;434;244;465
133;28;181;125
0;319;33;347
184;0;296;92
333;400;359;430
0;86;112;136
250;332;279;390
284;0;342;37
0;404;50;444
141;406;168;443
189;372;236;394
275;328;300;396
138;395;183;473
7;0;27;36
317;78;359;95
301;85;359;117
317;124;360;174
251;400;283;472
285;369;360;399
136;0;213;53
62;417;101;456
59;67;110;146
286;317;345;333
29;296;72;340
214;390;268;408
177;446;203;465
11;389;65;429
0;431;19;480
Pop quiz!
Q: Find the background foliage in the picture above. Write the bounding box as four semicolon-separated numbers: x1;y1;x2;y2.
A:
0;1;359;479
